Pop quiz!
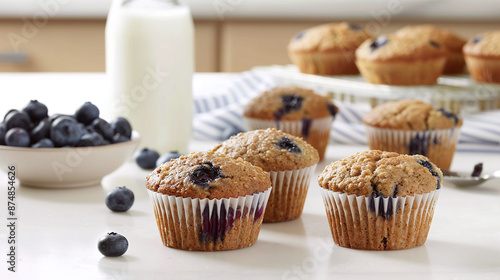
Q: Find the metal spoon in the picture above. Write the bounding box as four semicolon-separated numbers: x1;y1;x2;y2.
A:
443;170;500;187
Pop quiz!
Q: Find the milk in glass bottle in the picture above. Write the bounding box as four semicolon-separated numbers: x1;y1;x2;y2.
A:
106;0;193;155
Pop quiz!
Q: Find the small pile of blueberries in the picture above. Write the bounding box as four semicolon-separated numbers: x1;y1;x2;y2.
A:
0;100;132;148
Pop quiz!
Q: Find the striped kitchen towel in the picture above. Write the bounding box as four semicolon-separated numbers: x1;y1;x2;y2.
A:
193;70;500;152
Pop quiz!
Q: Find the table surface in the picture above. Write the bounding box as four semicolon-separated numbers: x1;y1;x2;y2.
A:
0;73;499;280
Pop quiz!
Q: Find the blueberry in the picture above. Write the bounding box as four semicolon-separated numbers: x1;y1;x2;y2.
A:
301;118;312;139
49;114;74;124
76;132;105;147
349;23;362;30
22;100;48;123
220;126;243;141
156;151;182;167
105;186;135;212
472;36;483;44
327;103;338;117
189;162;224;188
75;102;100;125
112;133;130;144
281;95;304;113
471;163;483;177
437;108;459;126
5;128;30;147
90;118;114;141
0;124;6;145
370;36;389;52
275;136;301;154
111;117;132;139
30;118;51;144
409;134;429;156
50;116;86;147
32;138;54;148
135;148;160;169
294;31;306;40
97;232;128;257
429;40;441;49
417;159;441;189
4;110;31;131
3;109;18;122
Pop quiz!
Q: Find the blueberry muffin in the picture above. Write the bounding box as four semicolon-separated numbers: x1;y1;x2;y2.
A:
288;22;372;75
211;128;319;222
355;35;448;85
395;25;467;74
243;86;338;160
463;31;500;84
146;151;272;251
363;100;462;170
318;150;442;250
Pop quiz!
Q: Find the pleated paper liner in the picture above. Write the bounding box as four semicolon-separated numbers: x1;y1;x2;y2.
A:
364;126;460;170
244;116;333;160
148;188;271;251
320;188;440;250
265;164;317;223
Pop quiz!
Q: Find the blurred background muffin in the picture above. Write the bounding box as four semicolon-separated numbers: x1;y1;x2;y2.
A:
463;31;500;84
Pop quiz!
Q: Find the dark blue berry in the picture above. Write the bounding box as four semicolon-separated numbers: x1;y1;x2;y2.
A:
281;95;304;113
327;103;338;117
156;151;182;167
417;159;441;189
111;117;132;139
437;108;459;125
276;136;301;154
3;109;18;122
220;126;243;141
189;162;224;188
112;133;130;144
294;31;306;40
30;118;51;144
32;138;54;148
90;118;114;141
5;128;30;147
370;36;389;52
97;232;128;257
135;148;160;169
409;134;429;156
429;40;441;49
472;36;483;44
105;186;135;212
76;132;105;147
349;24;362;30
22;100;48;123
75;102;100;125
0;124;6;145
471;163;483;177
4;110;31;131
49;114;73;124
301;118;312;139
50;116;86;147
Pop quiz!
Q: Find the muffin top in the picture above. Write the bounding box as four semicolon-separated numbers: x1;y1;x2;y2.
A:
243;86;338;121
356;35;447;62
395;25;466;52
318;150;442;197
146;151;271;199
211;128;319;172
362;100;463;130
463;31;500;58
288;22;372;53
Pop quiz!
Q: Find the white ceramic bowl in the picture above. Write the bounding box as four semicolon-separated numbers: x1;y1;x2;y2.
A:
0;132;140;188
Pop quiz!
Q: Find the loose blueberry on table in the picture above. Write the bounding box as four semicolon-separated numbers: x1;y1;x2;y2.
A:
135;148;160;169
105;186;135;212
156;151;182;167
97;232;129;257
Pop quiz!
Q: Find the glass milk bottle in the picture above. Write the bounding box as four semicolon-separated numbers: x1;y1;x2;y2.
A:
106;0;194;155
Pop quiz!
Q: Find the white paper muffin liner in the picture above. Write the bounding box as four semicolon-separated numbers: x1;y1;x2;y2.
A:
148;188;271;251
320;188;440;250
243;116;333;159
265;164;317;223
364;125;461;170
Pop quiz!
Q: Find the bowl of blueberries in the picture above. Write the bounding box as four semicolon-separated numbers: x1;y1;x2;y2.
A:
0;100;140;188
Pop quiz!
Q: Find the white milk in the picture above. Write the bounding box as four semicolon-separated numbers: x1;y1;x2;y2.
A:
106;0;194;155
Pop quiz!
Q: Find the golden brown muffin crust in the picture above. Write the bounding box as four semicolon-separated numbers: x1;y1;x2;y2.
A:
395;25;466;52
463;31;500;58
356;35;448;62
362;100;463;130
211;128;319;172
243;86;337;121
318;150;442;197
146;151;271;199
288;22;372;53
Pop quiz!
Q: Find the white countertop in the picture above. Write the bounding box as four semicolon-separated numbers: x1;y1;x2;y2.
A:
1;0;500;20
1;73;500;279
